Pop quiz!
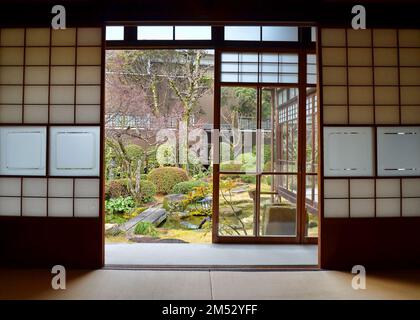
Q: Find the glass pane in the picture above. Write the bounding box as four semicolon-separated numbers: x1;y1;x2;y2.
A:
305;175;318;237
175;26;211;40
262;26;298;41
106;26;124;41
219;174;256;236
307;54;317;84
306;87;318;173
137;26;173;40
260;86;306;174
220;87;257;172
260;174;297;236
224;26;260;41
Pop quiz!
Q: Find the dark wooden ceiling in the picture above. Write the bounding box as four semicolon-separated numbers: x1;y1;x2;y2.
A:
0;0;419;27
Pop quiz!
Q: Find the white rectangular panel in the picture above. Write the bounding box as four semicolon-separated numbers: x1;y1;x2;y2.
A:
74;178;99;197
48;198;73;217
48;178;73;197
350;179;375;198
0;197;21;216
22;178;47;197
402;198;420;217
350;199;375;218
402;179;420;197
376;179;401;197
74;198;99;217
377;127;420;176
22;198;47;217
0;178;21;196
376;198;400;217
49;126;100;176
324;179;348;198
324;127;374;177
324;199;349;218
0;127;46;175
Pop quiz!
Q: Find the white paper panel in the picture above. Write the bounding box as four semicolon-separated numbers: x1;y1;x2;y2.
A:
374;48;398;66
324;199;349;218
398;30;420;47
0;197;21;216
321;29;346;46
323;106;348;124
51;28;76;46
76;66;101;84
0;66;23;84
50;66;75;85
348;48;372;66
0;126;46;175
324;127;374;177
350;179;375;198
22;198;47;217
49;105;74;124
24;86;48;104
48;178;73;197
51;47;75;65
377;127;420;176
26;28;50;46
400;86;420;105
0;105;22;123
0;48;24;65
25;47;50;65
322;86;347;105
324;179;348;198
0;178;21;196
0;85;23;104
76;105;100;124
48;198;73;217
22;178;47;197
74;198;99;217
347;29;371;47
77;47;101;65
76;85;101;104
373;29;397;47
376;198;400;217
402;198;420;217
50;86;75;104
399;49;420;66
25;66;49;84
75;179;99;197
350;199;375;218
376;179;401;197
24;105;48;123
402;179;420;197
0;28;25;46
50;126;100;176
77;28;102;46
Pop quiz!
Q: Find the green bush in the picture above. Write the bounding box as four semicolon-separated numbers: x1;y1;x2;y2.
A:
148;167;189;194
106;179;131;199
134;222;158;237
172;180;208;194
105;196;135;214
220;161;242;172
156;143;177;166
106;179;156;203
235;152;256;167
241;175;256;183
264;161;272;172
139;180;157;203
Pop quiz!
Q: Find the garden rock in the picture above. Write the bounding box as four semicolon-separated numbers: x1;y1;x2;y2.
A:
105;223;121;236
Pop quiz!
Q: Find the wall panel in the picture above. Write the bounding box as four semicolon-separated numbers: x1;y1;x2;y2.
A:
320;28;420;269
0;27;104;268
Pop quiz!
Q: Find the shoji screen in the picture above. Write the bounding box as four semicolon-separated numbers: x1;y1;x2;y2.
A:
0;27;103;268
320;28;420;269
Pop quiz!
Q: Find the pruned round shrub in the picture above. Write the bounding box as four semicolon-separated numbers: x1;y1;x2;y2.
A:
106;178;157;203
148;167;189;194
172;180;208;194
